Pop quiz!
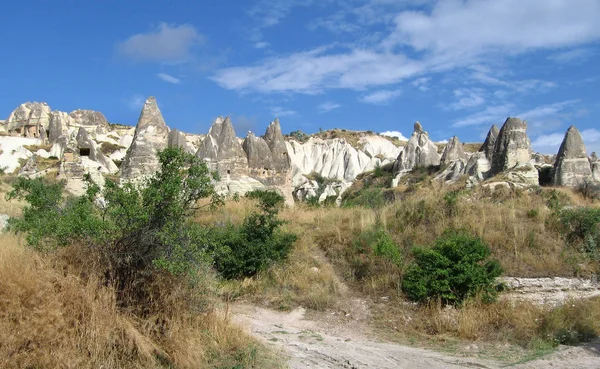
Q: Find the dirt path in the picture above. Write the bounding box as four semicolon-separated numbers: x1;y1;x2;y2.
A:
231;302;600;369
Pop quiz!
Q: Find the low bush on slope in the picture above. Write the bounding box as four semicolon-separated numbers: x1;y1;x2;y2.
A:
3;147;283;368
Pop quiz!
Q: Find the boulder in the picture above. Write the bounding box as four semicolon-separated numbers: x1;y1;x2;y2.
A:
120;97;169;179
553;126;593;187
465;152;491;181
480;124;499;161
392;122;441;185
490;118;532;176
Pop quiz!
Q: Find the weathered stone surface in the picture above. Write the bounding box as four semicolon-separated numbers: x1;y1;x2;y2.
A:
243;132;273;169
168;128;195;154
263;118;290;171
69;109;109;133
48;111;70;144
480;124;499;161
50;135;68;159
120;96;169;179
440;136;465;166
465;152;491;181
6;102;51;138
553;126;593;187
591;153;600;182
196;117;248;177
490;117;532;176
76;127;118;173
392;122;441;183
360;135;402;160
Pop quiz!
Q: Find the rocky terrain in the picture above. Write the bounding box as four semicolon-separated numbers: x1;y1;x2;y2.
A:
0;96;598;203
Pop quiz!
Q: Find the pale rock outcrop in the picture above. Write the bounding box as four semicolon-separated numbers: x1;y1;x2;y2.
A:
490;118;532;176
591;153;600;182
243;132;273;170
69;109;109;134
263;118;290;171
6;102;51;138
48;111;72;144
168;128;195;154
360;135;402;160
196;117;248;177
120;97;169;179
465;152;491;181
75;127;118;173
480;124;499;161
50;135;68;159
440;136;466;166
553;126;593;187
392;122;441;186
0;136;39;173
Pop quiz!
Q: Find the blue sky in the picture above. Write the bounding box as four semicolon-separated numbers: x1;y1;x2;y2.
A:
1;0;599;153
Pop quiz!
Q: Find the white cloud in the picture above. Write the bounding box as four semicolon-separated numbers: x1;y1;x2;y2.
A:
359;89;402;105
452;104;515;127
447;88;485;110
582;128;600;143
254;41;270;49
317;102;341;113
380;130;408;140
519;100;579;121
211;47;423;93
386;0;600;61
117;23;204;63
157;73;181;84
548;48;594;64
411;77;431;91
122;94;145;111
270;106;296;117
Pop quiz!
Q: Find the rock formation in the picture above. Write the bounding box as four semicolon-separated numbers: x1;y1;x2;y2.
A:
490;118;533;176
480;124;499;161
243;132;273;170
120;97;169;179
196;117;248;177
5;102;51;139
553;126;593;187
168;128;194;154
591;153;600;182
393;122;440;173
75;127;118;173
264;118;290;171
440;136;465;166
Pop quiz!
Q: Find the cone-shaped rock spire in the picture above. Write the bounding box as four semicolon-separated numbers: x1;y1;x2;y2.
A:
553;125;592;187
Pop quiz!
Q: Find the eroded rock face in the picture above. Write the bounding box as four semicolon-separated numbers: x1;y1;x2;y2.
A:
120;97;169;179
393;121;441;175
168;128;195;154
264;118;290;171
196;117;248;177
243;132;273;170
69;110;109;133
5;102;51;138
480;124;499;162
553;126;593;187
591;153;600;182
440;136;465;166
490;118;532;176
75;127;118;173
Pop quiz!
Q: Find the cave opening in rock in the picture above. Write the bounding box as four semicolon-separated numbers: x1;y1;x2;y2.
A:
79;148;91;157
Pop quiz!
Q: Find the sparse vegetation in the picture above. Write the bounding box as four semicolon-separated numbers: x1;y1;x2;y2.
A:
100;141;125;155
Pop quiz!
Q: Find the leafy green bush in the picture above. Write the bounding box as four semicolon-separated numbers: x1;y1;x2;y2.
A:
402;230;503;305
558;207;600;259
7;148;222;306
354;227;403;269
211;190;297;279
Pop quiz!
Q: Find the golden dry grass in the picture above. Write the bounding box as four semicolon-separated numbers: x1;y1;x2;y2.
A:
0;234;281;369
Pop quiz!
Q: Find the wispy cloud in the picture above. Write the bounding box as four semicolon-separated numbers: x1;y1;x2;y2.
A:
270;106;296;117
359;89;402;105
412;77;431;92
117;23;205;63
452;104;515;127
548;48;594;64
317;102;341;113
446;88;485;111
532;128;600;154
157;73;181;84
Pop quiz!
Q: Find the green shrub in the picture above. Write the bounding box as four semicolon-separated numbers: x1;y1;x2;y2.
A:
354;227;403;269
342;187;386;208
558;207;600;259
402;230;503;305
211;190;297;279
7;147;222;307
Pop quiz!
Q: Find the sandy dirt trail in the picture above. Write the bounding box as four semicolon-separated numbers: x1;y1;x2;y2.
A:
231;302;600;369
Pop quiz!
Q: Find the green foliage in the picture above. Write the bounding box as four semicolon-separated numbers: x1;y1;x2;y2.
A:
211;190;297;279
354;227;403;269
373;164;385;178
7;148;222;305
558;207;600;259
288;130;309;143
342;187;386;209
443;190;460;217
402;230;503;305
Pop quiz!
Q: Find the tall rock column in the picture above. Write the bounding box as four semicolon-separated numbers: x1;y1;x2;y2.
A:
120;96;169;179
553;126;593;187
490;118;532;175
590;152;600;182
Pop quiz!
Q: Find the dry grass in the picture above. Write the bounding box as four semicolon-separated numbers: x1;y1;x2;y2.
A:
0;234;282;368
